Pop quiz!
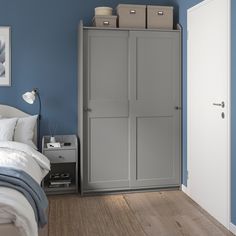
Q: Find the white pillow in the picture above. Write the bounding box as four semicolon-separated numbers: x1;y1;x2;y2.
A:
0;118;18;141
14;115;38;149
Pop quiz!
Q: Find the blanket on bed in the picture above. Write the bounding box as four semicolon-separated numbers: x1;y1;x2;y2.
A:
0;167;48;227
0;142;50;236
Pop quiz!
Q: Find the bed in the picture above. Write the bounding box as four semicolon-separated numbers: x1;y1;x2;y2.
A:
0;104;50;236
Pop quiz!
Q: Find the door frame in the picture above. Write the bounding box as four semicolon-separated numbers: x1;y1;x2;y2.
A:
187;0;231;229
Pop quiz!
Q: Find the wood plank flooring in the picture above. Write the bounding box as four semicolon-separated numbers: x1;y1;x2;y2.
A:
48;191;233;236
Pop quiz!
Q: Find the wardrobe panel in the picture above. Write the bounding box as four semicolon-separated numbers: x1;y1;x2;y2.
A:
130;31;181;188
90;118;129;182
136;117;173;180
84;30;130;191
136;36;173;104
89;31;128;101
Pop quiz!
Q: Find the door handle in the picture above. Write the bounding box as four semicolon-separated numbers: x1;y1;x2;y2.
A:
213;101;225;108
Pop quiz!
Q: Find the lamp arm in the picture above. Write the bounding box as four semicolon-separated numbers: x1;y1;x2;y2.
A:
35;90;42;149
37;92;42;120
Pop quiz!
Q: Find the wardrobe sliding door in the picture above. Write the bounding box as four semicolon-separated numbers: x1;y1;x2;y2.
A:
129;31;181;188
83;30;130;191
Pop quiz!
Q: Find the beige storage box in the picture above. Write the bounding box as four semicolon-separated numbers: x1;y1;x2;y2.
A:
147;5;173;29
117;4;146;28
95;7;113;16
93;15;117;28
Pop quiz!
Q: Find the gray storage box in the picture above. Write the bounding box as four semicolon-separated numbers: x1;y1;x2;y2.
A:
147;5;173;29
93;15;117;28
117;4;146;28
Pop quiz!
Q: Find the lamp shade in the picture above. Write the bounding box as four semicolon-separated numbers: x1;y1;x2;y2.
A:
21;88;41;148
22;91;36;104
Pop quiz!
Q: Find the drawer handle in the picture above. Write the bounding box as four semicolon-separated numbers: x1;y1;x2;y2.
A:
130;9;136;14
58;155;64;159
103;21;110;26
157;11;164;16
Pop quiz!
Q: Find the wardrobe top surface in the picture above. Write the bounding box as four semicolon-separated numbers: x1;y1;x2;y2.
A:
83;26;181;33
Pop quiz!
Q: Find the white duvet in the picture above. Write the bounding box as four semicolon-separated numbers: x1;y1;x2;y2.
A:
0;141;50;236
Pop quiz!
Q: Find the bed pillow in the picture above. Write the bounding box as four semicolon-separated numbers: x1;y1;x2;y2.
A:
0;118;18;141
14;115;38;149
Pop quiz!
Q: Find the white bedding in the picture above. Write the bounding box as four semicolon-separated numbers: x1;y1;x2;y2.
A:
0;141;50;236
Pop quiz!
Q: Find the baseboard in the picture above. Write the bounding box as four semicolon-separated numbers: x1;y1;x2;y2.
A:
230;223;236;235
83;186;180;196
181;184;190;196
181;185;234;234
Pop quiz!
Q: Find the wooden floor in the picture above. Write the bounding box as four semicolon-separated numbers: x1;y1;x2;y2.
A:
48;191;233;236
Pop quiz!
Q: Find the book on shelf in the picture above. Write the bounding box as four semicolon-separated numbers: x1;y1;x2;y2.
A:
49;179;72;185
50;173;71;181
48;178;72;188
48;183;70;188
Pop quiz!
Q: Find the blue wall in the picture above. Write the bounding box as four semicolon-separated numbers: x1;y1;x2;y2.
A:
0;0;177;138
176;0;236;225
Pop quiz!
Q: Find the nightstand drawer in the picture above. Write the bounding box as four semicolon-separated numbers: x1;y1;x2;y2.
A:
44;150;76;163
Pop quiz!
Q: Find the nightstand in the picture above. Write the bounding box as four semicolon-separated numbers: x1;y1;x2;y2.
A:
42;135;78;195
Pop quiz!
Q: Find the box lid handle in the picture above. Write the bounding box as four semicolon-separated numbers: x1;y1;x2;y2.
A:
130;9;136;14
157;11;164;16
103;21;110;26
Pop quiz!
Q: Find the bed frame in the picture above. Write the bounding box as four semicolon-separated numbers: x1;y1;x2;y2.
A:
0;222;48;236
0;104;48;236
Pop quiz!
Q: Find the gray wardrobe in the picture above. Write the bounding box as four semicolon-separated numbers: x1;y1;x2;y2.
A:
78;22;181;194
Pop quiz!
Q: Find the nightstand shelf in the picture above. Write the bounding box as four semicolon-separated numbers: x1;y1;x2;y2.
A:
42;135;78;195
43;184;77;194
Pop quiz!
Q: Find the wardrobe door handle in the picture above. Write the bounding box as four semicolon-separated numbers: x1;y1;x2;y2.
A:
83;108;92;112
175;106;182;110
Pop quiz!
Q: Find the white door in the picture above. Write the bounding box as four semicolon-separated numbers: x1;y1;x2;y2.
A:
187;0;230;228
